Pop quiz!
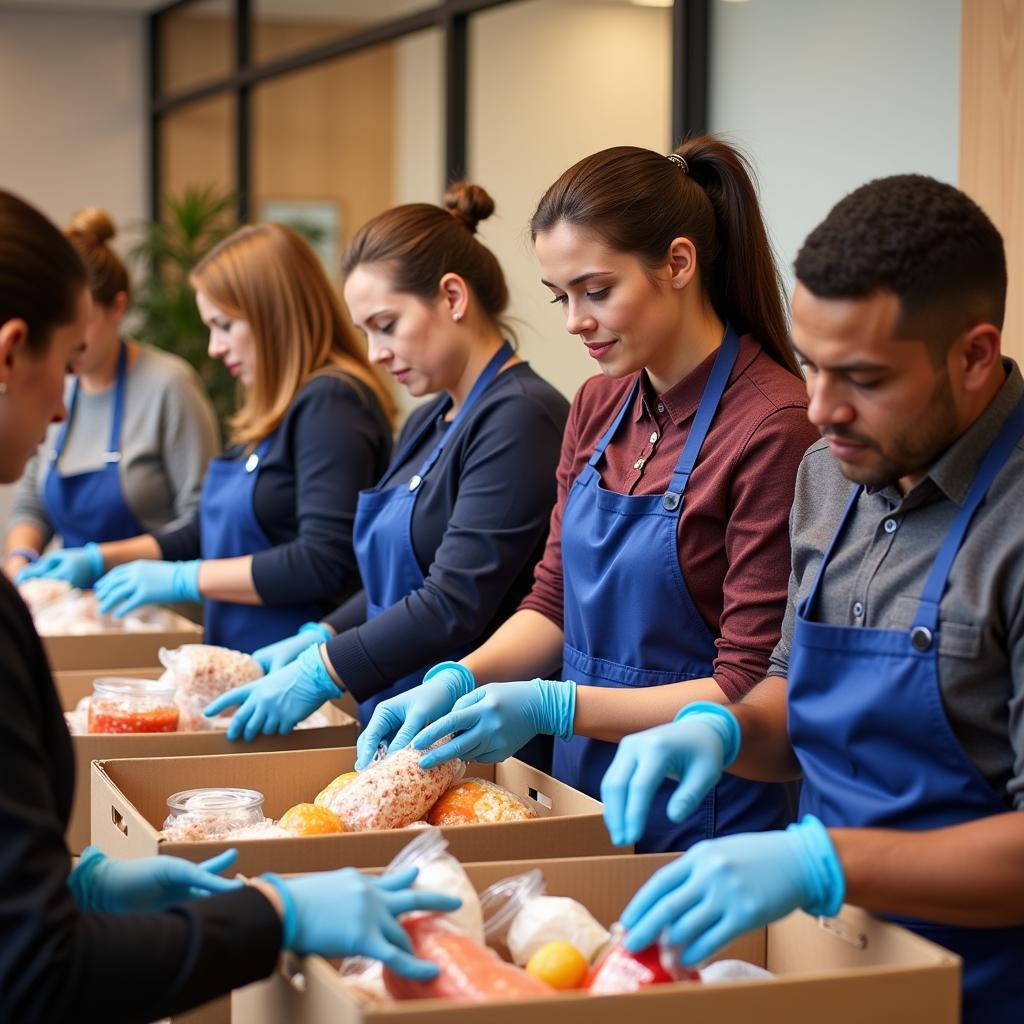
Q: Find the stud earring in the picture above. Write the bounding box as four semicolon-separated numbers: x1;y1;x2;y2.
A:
452;311;463;322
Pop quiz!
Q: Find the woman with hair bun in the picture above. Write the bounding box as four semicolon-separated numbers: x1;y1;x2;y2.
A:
206;183;569;754
361;136;819;853
5;207;219;580
21;221;395;654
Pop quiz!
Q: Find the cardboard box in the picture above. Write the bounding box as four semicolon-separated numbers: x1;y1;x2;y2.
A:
55;669;357;854
43;609;203;671
234;853;961;1024
91;748;617;874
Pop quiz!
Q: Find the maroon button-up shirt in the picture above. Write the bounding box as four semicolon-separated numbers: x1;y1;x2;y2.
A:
520;335;819;700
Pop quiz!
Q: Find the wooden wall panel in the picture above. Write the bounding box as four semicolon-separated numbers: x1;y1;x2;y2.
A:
960;0;1024;361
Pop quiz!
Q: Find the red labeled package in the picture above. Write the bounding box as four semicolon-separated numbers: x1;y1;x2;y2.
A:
584;934;699;995
383;913;552;1002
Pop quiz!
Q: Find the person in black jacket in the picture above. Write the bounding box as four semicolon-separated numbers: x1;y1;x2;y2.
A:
0;190;457;1024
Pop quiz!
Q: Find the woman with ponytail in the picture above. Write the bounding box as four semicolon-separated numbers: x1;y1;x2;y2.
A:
360;136;819;853
5;208;219;580
206;183;569;752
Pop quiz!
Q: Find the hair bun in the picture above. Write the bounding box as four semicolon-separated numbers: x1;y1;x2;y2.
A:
67;207;117;246
443;182;495;234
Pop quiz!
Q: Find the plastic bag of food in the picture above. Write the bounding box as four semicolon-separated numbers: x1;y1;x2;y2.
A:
481;870;610;966
699;959;774;983
18;577;72;614
338;957;391;1004
583;924;699;994
160;787;268;842
383;913;552;1002
427;778;538;827
386;826;483;942
63;695;91;736
32;589;104;635
318;743;465;832
158;644;263;731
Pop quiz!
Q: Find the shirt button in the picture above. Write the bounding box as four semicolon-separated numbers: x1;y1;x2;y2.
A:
649;432;659;444
852;601;864;618
884;518;898;534
633;458;645;470
657;402;665;414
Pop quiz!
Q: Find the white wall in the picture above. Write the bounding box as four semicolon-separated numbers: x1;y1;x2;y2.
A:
0;7;147;526
710;0;961;297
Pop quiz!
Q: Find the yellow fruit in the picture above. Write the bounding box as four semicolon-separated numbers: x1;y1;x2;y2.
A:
279;802;345;836
525;941;588;990
313;771;360;809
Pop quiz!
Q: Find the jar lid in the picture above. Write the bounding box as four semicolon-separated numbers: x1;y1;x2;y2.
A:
93;676;176;699
166;787;265;815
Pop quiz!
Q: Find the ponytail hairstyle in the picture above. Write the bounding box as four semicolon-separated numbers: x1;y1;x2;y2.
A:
191;222;396;447
0;190;88;353
65;207;131;308
341;181;512;341
530;135;799;375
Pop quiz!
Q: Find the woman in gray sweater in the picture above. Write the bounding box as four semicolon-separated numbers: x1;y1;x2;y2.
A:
3;208;219;580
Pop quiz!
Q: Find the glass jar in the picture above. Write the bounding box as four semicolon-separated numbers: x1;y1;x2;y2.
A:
162;787;266;842
87;677;180;734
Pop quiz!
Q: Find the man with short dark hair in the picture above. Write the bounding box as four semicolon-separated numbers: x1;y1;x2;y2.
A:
601;175;1024;1023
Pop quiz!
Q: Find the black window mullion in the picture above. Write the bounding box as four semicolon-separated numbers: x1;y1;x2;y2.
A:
444;11;469;185
235;0;252;221
672;0;709;144
147;11;162;221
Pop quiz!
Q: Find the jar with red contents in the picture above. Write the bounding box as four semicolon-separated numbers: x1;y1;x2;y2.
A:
87;677;180;734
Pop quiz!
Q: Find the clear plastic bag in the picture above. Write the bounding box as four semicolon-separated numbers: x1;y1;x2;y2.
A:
17;577;72;614
426;778;538;827
338;957;390;1004
699;959;774;983
385;826;483;942
583;923;699;994
318;742;465;832
158;644;263;731
481;870;610;966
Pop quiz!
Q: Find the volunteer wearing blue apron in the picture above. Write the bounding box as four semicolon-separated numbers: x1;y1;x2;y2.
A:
27;223;394;653
205;183;569;743
8;207;218;583
360;138;816;853
600;176;1024;1022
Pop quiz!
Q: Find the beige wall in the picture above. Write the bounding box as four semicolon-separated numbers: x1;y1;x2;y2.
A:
960;0;1024;362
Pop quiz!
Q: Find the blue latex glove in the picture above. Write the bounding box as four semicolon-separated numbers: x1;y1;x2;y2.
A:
204;642;342;742
253;622;331;673
412;679;577;770
94;559;201;617
16;542;104;589
600;702;741;847
69;845;242;913
355;662;477;771
264;865;461;980
620;815;845;966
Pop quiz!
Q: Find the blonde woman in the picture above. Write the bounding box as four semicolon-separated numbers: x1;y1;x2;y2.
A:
29;223;394;652
7;208;219;581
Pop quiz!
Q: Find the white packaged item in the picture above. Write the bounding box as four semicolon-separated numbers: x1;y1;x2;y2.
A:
338;958;390;1004
18;578;72;613
386;827;484;943
481;869;611;966
700;959;775;983
158;644;263;731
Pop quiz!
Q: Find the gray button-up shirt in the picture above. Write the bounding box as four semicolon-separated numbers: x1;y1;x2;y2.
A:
770;360;1024;810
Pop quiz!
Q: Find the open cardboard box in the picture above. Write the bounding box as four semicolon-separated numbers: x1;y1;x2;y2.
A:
54;668;357;853
42;607;203;671
234;853;961;1024
91;748;620;875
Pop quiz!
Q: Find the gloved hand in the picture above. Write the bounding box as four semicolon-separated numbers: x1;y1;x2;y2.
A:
413;678;577;770
16;542;104;589
620;815;845;966
253;622;331;673
355;662;476;771
69;845;242;913
601;702;741;847
204;642;342;741
263;865;461;980
94;559;201;617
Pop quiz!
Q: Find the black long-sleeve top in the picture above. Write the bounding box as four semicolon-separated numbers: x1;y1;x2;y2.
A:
157;373;392;610
0;577;282;1023
322;361;569;702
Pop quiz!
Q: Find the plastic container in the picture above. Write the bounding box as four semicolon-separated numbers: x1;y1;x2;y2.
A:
161;787;266;841
87;677;180;734
583;924;699;994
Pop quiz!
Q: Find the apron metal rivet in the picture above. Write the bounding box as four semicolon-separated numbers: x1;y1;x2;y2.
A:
408;474;422;492
910;626;933;651
662;492;681;511
245;453;260;473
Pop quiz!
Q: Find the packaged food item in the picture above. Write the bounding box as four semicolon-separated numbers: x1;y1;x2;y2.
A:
582;924;699;994
481;870;610;966
386;827;483;942
160;787;267;842
64;695;92;736
699;959;774;983
18;577;72;613
278;802;345;836
338;957;390;1005
319;743;465;832
32;589;105;635
525;941;589;990
87;677;180;734
158;644;263;731
313;771;360;809
426;778;538;827
383;913;552;1002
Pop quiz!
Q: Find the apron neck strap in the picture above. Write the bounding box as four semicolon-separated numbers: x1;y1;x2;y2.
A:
587;378;641;469
803;483;863;616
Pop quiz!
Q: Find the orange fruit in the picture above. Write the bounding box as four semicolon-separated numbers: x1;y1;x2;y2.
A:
314;771;360;810
279;802;345;836
525;941;588;990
